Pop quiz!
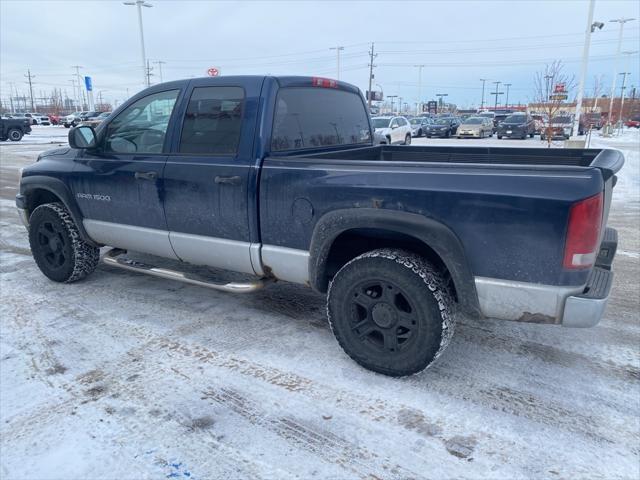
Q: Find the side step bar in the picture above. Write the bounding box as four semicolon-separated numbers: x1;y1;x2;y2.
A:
102;248;272;293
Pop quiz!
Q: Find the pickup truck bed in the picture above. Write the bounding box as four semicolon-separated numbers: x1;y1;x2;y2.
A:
16;75;623;376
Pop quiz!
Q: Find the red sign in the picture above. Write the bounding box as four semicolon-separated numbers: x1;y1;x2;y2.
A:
207;67;220;77
554;83;566;93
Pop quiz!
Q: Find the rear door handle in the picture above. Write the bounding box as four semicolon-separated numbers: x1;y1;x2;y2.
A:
135;171;158;180
214;175;241;185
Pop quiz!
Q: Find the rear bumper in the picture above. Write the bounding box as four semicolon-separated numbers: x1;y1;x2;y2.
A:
562;267;613;327
475;228;617;328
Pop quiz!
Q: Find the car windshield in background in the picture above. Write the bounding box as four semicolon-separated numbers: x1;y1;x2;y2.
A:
478;113;494;118
409;118;423;125
552;116;572;123
372;118;391;128
504;115;526;124
434;119;450;125
463;118;483;124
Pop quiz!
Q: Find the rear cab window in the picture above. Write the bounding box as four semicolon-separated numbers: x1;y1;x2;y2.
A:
271;87;371;152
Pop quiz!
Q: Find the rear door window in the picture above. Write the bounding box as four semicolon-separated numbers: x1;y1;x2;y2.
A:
271;87;371;152
179;86;244;155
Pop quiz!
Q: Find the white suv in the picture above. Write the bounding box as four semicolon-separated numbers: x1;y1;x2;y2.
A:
24;113;51;125
371;116;413;145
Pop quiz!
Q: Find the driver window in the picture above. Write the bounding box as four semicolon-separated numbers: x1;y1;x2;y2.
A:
103;89;179;154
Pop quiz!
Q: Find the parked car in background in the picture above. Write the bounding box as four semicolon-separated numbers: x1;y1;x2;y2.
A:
80;111;111;128
63;112;86;128
409;117;431;137
457;116;494;138
23;113;50;125
541;115;574;140
49;114;61;126
625;115;640;128
492;113;509;132
477;111;495;121
1;116;32;141
532;114;548;135
579;112;603;135
371;116;412;144
80;111;103;121
497;113;536;139
425;117;458;138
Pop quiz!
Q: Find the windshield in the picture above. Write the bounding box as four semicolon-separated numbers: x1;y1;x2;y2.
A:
504;115;526;124
409;118;424;125
552;116;571;123
478;113;494;118
462;118;483;124
372;118;391;128
434;119;450;125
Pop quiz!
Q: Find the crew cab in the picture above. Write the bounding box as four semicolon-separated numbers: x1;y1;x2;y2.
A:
1;116;32;141
16;76;623;377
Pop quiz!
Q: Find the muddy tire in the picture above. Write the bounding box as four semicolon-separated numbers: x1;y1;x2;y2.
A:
28;202;99;283
327;249;455;377
8;128;23;141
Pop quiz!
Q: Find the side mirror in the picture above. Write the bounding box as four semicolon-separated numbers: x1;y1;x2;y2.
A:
69;125;97;149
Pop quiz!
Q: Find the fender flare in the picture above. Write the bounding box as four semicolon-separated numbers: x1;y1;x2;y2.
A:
18;175;99;247
308;208;480;316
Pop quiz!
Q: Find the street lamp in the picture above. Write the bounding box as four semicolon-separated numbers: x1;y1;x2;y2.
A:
329;46;344;80
414;64;425;115
123;0;153;88
618;50;638;133
607;17;635;131
386;95;397;115
436;93;448;113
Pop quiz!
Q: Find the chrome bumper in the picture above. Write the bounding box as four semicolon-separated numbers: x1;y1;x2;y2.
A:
561;267;613;328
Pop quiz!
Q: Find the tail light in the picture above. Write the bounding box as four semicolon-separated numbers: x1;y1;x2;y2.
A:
563;192;603;269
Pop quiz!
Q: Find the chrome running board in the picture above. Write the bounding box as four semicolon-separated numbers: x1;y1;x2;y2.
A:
102;248;272;293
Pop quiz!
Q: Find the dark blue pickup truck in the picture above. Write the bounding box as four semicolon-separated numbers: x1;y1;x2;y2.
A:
16;76;623;376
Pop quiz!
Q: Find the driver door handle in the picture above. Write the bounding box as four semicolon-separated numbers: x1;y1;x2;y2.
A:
135;171;158;180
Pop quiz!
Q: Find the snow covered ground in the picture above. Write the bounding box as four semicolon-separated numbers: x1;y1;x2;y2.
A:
0;129;639;479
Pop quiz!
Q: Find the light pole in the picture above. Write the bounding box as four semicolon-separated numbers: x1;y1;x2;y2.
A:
607;17;635;131
124;0;153;88
387;95;398;115
436;93;448;113
480;78;488;110
398;96;403;114
504;83;512;108
330;46;344;80
573;0;601;139
414;64;425;115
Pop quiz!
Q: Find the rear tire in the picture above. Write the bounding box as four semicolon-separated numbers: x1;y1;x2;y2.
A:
497;135;502;139
8;128;23;141
327;249;455;377
28;203;99;283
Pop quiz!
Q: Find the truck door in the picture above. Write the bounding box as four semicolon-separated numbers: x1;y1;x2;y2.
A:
71;88;181;258
162;78;261;275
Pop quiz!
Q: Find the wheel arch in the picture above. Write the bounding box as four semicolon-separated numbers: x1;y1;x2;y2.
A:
308;208;480;316
18;176;99;247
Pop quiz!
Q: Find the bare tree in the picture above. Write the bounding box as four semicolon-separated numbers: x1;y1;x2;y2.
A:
589;75;604;113
532;61;576;147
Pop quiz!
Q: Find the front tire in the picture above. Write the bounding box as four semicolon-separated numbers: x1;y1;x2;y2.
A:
404;134;411;145
28;203;100;283
327;249;455;377
8;128;23;141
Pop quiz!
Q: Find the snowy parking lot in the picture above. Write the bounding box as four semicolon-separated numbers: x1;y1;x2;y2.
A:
1;126;639;479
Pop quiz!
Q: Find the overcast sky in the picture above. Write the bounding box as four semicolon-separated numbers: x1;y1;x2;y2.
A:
1;0;639;109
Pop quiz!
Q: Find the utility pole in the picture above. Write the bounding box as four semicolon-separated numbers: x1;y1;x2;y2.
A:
398;96;403;114
504;83;512;108
24;70;35;111
617;71;630;134
8;82;16;113
367;42;377;110
436;93;448;113
146;59;154;86
479;78;488;110
330;46;344;80
573;0;599;139
124;0;153;87
71;65;84;110
607;17;635;130
414;64;425;115
153;60;166;83
492;81;501;111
